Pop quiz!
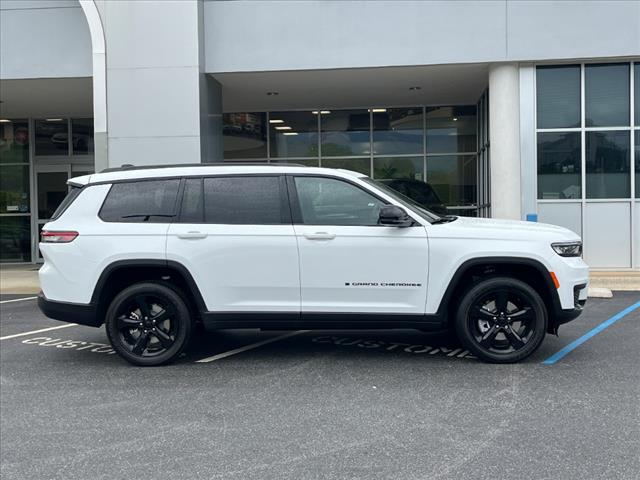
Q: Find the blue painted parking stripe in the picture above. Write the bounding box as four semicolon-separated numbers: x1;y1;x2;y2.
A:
543;300;640;365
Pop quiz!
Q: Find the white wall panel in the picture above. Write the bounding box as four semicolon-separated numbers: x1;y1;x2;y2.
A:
538;203;582;238
584;203;631;269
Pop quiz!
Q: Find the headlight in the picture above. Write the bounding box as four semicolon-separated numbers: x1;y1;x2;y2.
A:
551;241;582;257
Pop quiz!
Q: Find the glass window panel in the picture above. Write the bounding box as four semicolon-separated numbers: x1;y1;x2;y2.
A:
294;176;384;226
0;216;31;262
378;178;445;215
223;113;267;159
37;171;68;219
321;109;370;157
0;165;30;213
270;158;319;167
269;111;318;158
586;131;630;199
71;119;94;155
35;119;69;156
100;179;181;222
585;64;630;127
426;106;476;154
635;64;640;127
0;120;29;164
372;108;423;155
204;176;283;225
373;156;424;181
426;155;477;206
179;178;204;223
537;132;582;199
536;65;581;129
320;157;371;176
635;130;639;198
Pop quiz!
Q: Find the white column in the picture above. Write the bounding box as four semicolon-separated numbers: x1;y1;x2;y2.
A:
489;63;522;220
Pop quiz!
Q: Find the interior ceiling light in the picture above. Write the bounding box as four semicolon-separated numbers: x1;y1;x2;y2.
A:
275;126;292;130
0;119;11;123
269;119;284;124
266;91;279;96
369;108;387;113
453;117;458;121
312;110;331;115
283;132;298;136
45;118;63;122
409;86;422;91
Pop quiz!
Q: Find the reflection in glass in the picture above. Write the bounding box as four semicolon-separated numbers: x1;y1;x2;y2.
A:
636;64;640;127
0;216;31;262
635;131;639;198
321;109;370;156
537;132;581;199
0;165;30;213
536;65;580;129
270;111;318;158
373;156;423;181
270;158;319;167
427;155;477;205
372;108;423;155
426;106;476;153
35;119;69;156
585;64;630;127
71;119;94;155
321;157;370;175
0;121;29;164
223;113;267;159
586;131;630;199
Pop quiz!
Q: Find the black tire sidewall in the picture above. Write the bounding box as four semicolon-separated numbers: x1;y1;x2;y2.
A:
105;282;192;366
455;277;547;363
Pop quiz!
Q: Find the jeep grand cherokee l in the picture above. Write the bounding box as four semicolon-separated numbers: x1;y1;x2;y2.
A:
38;164;588;366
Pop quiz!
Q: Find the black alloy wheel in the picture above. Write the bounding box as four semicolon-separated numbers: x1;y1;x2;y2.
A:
105;282;192;366
455;277;547;363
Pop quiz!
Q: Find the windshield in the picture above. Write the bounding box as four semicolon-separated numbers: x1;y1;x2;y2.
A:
361;177;442;223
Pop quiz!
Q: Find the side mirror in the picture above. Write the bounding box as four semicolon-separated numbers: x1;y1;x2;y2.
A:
378;205;414;227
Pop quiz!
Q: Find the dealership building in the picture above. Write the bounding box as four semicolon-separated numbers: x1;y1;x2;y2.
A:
0;0;639;269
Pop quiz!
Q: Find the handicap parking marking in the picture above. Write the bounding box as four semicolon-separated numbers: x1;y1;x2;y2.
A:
543;299;640;365
0;323;78;341
310;335;477;359
195;330;310;363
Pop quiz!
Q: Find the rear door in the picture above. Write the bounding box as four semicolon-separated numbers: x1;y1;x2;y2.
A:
289;175;429;315
166;175;300;313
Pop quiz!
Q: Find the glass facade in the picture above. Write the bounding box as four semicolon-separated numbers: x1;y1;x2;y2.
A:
536;62;637;202
223;105;478;214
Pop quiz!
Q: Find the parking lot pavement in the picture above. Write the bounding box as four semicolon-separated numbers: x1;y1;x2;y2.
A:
1;293;639;480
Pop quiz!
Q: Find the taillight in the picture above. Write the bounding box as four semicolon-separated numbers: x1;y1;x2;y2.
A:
41;231;79;243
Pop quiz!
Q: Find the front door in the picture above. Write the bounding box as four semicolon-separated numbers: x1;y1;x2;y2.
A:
35;165;71;261
290;175;429;315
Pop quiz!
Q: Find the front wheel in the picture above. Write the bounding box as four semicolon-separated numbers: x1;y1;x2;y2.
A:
455;277;547;363
105;282;193;366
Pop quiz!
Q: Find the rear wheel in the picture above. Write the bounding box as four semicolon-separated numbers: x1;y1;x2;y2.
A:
105;282;193;366
455;277;547;363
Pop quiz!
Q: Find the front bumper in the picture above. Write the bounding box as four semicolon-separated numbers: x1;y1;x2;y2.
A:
37;292;101;327
551;283;587;331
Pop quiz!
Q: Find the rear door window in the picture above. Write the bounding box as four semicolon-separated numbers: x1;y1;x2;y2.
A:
100;179;180;222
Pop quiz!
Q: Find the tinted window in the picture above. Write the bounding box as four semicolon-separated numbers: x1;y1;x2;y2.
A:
51;186;82;220
294;176;384;226
536;65;581;129
203;176;284;224
179;178;204;223
537;132;581;199
100;179;180;222
585;64;630;127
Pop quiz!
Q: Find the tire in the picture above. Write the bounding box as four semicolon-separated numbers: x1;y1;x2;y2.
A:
454;277;547;363
105;282;193;366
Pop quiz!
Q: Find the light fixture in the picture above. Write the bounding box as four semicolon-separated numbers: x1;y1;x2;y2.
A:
408;86;422;91
269;119;284;124
312;110;331;115
275;126;292;130
45;118;63;122
283;132;298;136
0;119;10;123
453;117;458;122
266;91;279;96
369;108;387;113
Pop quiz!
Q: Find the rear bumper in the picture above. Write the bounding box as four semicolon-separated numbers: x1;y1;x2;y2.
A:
37;293;101;327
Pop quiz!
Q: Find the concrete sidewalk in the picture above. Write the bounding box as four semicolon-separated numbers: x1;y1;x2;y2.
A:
1;264;638;297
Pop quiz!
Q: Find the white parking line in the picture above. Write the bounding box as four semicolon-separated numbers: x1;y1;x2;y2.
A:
195;330;309;363
0;323;78;341
0;296;38;304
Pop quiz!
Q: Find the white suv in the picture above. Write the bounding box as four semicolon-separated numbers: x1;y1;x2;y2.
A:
38;164;589;365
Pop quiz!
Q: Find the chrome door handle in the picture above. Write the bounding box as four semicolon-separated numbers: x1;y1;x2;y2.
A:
303;232;336;240
177;231;208;239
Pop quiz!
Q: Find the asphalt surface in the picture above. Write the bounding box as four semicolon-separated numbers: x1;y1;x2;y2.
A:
1;292;639;480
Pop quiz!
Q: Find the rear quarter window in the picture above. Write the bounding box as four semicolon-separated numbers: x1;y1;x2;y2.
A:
50;186;82;220
99;179;180;223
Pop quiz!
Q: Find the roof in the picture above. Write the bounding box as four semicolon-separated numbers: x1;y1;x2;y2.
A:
68;163;367;186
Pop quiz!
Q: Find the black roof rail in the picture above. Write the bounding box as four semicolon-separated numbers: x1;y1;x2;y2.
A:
100;162;309;173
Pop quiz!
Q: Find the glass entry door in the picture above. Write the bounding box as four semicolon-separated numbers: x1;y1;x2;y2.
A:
35;165;72;261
